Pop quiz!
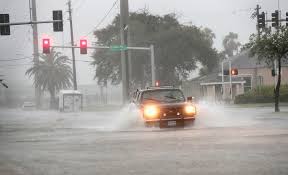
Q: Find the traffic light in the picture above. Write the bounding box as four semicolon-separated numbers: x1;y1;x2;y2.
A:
42;38;50;54
53;10;63;32
80;39;87;54
0;14;10;35
155;80;160;87
272;10;279;28
231;68;238;76
286;12;288;27
257;12;266;29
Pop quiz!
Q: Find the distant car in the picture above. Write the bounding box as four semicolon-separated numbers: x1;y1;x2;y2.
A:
131;86;197;128
22;102;36;110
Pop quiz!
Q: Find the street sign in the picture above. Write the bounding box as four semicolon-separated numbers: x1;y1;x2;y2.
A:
110;45;128;51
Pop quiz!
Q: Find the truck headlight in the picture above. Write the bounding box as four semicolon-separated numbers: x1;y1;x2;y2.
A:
143;105;159;118
184;105;196;115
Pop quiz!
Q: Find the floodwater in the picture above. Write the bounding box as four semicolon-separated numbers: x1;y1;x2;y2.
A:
1;103;287;133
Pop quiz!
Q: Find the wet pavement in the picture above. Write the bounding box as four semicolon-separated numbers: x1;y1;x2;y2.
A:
0;104;288;175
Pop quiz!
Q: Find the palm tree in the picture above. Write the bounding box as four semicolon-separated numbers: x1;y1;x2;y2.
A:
26;51;73;109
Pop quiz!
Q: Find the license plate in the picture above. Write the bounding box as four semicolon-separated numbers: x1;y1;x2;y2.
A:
167;121;177;126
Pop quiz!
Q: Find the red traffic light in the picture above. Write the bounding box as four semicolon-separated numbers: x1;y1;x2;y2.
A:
231;68;238;75
80;39;87;54
42;38;50;54
155;80;160;87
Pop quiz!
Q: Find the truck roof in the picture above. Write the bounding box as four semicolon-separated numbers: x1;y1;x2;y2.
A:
138;86;181;93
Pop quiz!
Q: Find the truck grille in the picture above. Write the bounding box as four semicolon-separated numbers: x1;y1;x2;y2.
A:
161;107;183;119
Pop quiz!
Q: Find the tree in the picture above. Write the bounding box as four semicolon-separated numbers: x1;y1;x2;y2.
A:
244;26;288;112
222;32;241;58
26;51;73;109
91;11;219;88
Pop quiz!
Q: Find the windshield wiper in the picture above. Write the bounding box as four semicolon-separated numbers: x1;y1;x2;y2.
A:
164;96;177;99
164;96;184;103
168;99;184;103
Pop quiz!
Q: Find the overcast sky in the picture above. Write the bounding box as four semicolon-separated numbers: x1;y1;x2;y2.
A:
0;0;287;86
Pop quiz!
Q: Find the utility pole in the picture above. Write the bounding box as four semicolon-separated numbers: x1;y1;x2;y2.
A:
255;4;261;90
256;4;261;38
221;61;225;100
150;45;155;86
30;0;41;108
68;0;77;90
229;60;232;101
120;0;129;104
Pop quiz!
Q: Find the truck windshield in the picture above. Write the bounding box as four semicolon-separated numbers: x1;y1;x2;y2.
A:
142;89;185;103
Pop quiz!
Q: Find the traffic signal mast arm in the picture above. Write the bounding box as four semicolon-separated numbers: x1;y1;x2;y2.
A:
50;45;151;51
0;20;63;26
45;42;156;87
265;19;287;22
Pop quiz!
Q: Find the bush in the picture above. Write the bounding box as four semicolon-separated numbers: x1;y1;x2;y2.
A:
234;85;288;104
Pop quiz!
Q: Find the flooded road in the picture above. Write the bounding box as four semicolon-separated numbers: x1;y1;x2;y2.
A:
0;104;288;175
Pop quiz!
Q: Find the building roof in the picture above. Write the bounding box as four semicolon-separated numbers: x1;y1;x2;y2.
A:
190;72;244;85
230;51;265;69
230;50;288;69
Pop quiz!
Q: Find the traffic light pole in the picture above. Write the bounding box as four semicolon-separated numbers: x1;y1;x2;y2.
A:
229;60;233;101
221;59;233;101
68;0;78;90
256;4;261;38
31;0;41;109
150;45;156;86
221;61;224;99
120;0;129;104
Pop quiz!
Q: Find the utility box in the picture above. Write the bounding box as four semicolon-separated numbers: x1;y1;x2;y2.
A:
59;90;83;112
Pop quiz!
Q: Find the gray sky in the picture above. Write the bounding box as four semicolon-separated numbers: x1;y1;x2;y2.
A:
0;0;287;86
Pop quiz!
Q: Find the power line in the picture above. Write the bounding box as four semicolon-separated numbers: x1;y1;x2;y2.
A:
232;8;254;15
73;0;88;14
63;0;119;46
81;0;119;39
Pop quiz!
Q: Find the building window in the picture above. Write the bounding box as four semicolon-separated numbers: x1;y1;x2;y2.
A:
257;76;264;86
243;77;252;92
